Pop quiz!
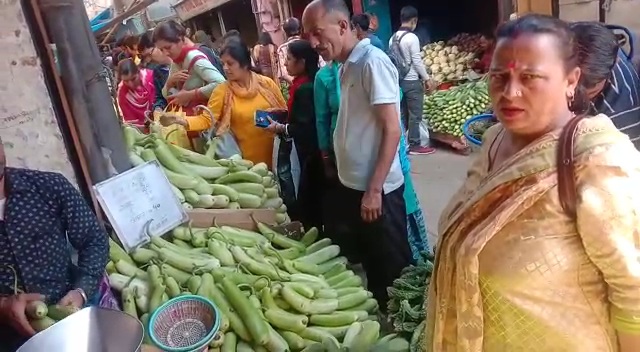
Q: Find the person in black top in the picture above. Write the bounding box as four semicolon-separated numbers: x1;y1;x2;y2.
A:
571;21;640;147
0;137;108;351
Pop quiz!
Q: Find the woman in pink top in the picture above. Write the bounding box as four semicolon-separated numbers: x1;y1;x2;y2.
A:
117;58;155;131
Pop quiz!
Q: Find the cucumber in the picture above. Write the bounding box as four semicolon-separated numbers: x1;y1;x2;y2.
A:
227;183;265;196
264;187;279;199
237;193;263;208
25;301;48;319
214;171;263;184
211;184;240;202
47;305;79;321
29;316;57;332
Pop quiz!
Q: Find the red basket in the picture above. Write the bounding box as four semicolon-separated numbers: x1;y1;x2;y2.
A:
437;82;454;90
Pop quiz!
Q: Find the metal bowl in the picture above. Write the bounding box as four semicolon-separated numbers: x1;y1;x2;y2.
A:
18;307;143;352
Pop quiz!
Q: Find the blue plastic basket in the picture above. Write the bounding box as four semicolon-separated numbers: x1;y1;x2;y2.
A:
463;113;496;147
148;295;221;352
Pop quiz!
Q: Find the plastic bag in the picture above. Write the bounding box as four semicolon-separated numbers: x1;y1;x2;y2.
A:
419;120;431;147
272;136;300;209
214;131;241;159
153;108;191;149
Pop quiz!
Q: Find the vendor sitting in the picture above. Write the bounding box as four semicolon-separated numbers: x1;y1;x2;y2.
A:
0;137;109;352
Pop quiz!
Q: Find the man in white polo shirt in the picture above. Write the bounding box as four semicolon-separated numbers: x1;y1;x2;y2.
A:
303;0;413;309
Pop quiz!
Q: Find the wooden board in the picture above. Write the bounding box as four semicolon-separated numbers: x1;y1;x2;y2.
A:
516;0;553;16
187;208;277;230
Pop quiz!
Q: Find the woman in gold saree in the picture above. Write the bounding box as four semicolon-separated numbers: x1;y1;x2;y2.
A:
426;15;640;352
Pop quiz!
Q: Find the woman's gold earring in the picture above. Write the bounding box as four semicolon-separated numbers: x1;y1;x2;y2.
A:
567;91;575;109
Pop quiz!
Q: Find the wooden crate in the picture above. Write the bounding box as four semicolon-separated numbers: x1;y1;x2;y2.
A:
186;208;277;231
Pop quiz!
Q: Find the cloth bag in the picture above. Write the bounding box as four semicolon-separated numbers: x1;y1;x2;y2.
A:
211;132;241;159
200;104;242;159
272;135;301;208
153;107;191;149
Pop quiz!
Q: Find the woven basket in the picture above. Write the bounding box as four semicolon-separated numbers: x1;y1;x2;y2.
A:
148;295;220;352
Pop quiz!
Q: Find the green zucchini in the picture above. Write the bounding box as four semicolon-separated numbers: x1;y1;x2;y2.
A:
211;184;240;201
227;182;265;196
237;193;263;208
214;171;263;184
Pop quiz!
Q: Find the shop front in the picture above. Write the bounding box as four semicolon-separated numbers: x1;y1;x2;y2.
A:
362;0;517;48
174;0;260;45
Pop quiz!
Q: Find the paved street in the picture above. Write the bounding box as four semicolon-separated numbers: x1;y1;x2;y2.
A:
409;150;475;246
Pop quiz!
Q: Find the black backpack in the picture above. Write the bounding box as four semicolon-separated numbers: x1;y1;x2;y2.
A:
388;32;411;81
197;44;227;79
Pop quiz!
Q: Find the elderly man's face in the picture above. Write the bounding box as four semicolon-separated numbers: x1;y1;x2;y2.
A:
302;5;350;61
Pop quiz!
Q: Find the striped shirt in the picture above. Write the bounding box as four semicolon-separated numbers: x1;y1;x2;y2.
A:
594;50;640;147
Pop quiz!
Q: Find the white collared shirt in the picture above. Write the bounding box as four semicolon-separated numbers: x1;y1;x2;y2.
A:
334;39;404;194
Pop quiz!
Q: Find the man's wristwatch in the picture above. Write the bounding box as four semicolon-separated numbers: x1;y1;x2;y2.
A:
74;288;87;305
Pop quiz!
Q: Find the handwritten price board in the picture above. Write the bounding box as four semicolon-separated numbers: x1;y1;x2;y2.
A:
93;160;187;251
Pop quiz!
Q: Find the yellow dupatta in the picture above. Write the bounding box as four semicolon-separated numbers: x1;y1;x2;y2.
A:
425;114;637;351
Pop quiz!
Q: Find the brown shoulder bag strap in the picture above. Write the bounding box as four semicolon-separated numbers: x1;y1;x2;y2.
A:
557;115;585;218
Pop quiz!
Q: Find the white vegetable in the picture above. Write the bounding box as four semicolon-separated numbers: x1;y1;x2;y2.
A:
109;273;150;296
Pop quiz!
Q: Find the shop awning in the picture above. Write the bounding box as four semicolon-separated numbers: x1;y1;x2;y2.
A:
90;7;113;26
94;0;158;36
90;7;114;33
173;0;233;22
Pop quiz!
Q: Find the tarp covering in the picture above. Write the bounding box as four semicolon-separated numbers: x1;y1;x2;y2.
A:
90;7;114;33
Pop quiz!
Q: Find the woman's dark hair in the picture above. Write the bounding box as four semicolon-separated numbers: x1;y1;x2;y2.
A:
287;40;319;78
220;41;253;70
495;14;590;115
569;21;618;90
121;35;139;49
137;30;154;52
117;58;139;77
258;32;274;46
153;20;187;43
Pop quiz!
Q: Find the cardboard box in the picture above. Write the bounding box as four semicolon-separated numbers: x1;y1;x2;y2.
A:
186;208;277;230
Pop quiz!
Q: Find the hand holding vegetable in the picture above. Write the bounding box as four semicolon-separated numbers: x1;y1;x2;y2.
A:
0;293;45;336
361;190;382;222
58;289;84;309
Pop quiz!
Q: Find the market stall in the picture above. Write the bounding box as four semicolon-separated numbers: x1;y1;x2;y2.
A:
418;35;496;153
105;222;412;350
123;124;291;224
22;118;421;351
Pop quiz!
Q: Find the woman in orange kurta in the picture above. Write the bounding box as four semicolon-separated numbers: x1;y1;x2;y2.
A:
427;15;640;352
164;41;286;167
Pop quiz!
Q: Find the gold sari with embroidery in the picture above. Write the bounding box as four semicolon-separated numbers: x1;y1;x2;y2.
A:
426;114;640;352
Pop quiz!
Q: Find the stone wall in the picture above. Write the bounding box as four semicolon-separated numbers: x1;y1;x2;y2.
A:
0;0;75;182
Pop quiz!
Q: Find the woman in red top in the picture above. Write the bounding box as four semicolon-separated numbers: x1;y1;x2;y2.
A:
117;59;155;130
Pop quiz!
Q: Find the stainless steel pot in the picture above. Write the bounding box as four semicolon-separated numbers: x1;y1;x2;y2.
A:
18;307;143;352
